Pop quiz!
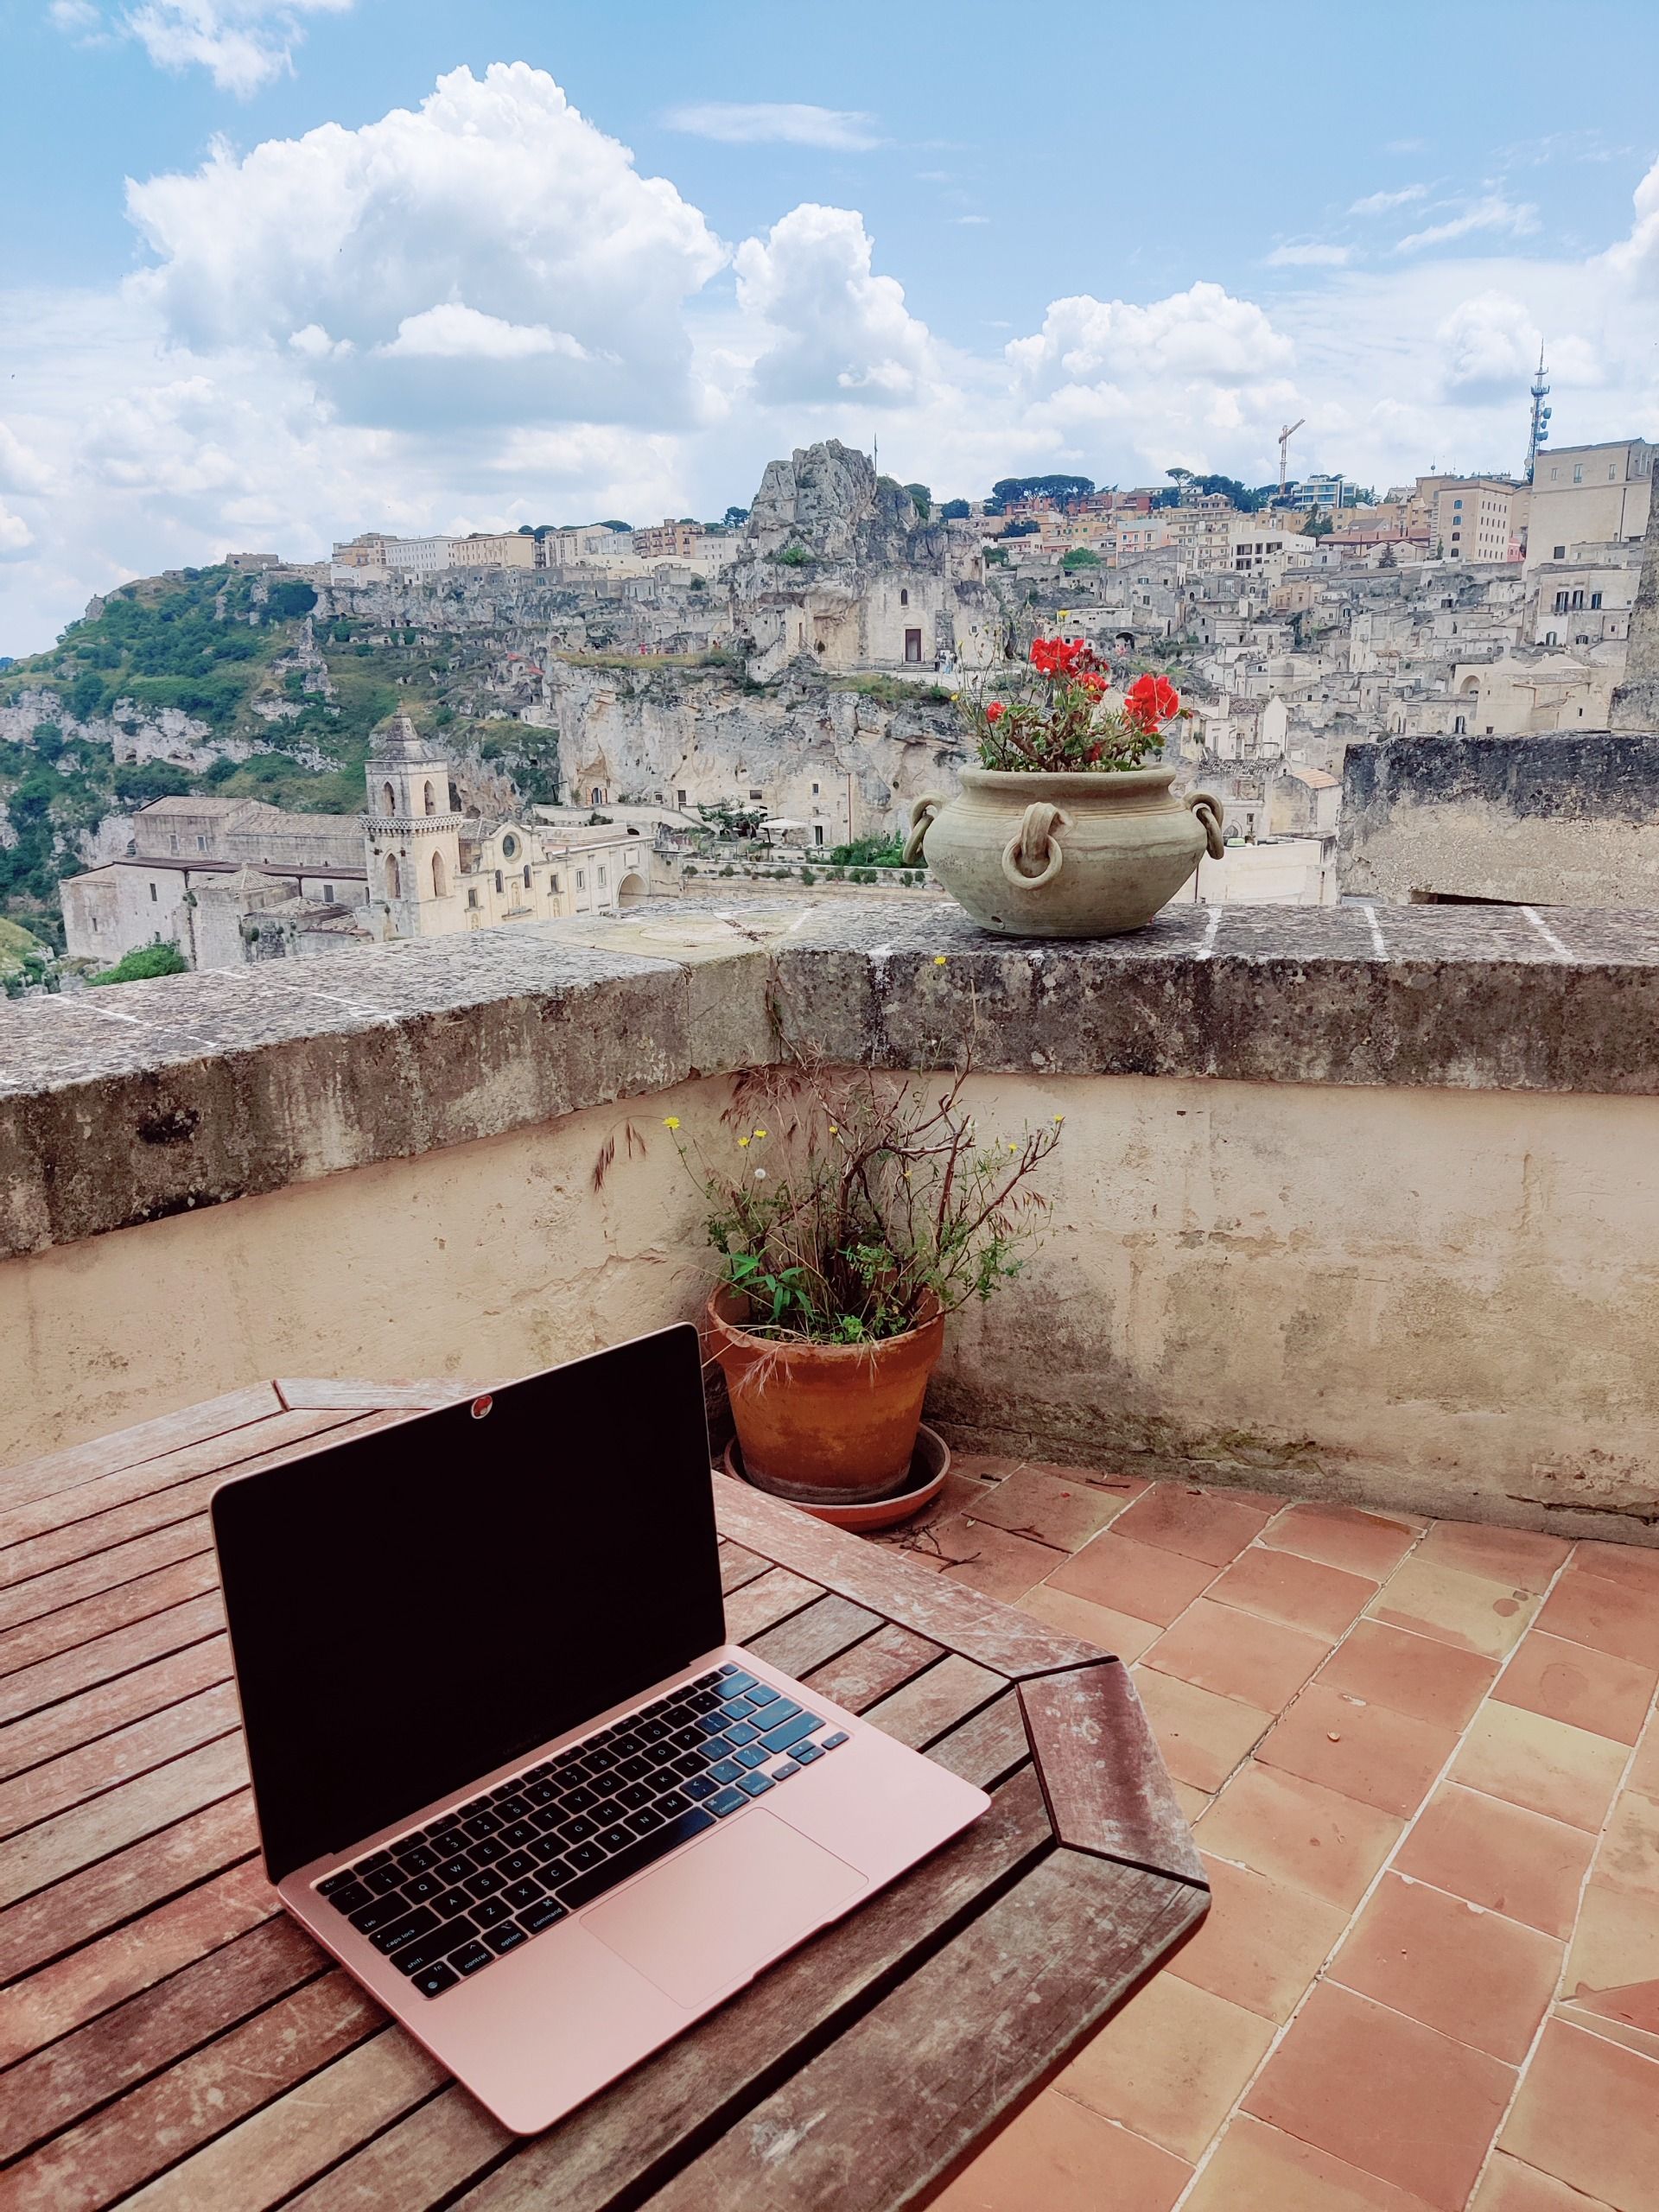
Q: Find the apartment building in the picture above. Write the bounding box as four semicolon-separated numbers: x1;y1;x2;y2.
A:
631;519;705;560
1429;479;1521;563
448;532;537;569
1525;439;1653;572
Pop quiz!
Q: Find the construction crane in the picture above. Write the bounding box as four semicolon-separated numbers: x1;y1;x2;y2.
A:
1278;418;1306;498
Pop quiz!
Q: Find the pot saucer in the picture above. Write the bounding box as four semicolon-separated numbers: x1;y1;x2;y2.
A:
722;1423;951;1531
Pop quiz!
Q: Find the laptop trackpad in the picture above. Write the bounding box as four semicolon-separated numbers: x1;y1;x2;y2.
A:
582;1810;866;2008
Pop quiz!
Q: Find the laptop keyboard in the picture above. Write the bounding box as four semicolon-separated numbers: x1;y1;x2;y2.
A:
313;1662;850;1999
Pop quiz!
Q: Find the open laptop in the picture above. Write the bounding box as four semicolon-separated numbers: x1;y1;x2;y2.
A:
211;1325;989;2135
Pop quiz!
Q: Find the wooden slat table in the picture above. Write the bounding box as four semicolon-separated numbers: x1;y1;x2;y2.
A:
0;1382;1208;2210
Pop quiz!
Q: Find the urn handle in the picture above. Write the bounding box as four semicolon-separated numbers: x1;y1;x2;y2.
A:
901;791;945;867
1187;788;1226;861
1001;801;1071;891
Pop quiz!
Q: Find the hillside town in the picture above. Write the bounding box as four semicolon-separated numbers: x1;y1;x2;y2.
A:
8;404;1659;978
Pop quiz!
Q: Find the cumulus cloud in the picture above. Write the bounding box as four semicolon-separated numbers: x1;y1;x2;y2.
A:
1437;290;1541;397
1267;243;1351;267
1350;185;1427;214
664;102;879;149
126;64;726;426
1008;283;1294;391
1395;195;1540;253
734;204;940;405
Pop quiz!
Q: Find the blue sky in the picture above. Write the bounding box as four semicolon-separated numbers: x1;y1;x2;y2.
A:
3;0;1658;652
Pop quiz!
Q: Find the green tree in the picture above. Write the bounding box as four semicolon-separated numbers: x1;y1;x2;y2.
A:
1060;548;1102;572
86;939;188;986
904;482;932;520
1302;506;1334;540
940;498;970;519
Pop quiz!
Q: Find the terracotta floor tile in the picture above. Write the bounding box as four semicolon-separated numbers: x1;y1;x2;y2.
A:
1198;1762;1402;1910
1500;2016;1659;2210
1255;1681;1459;1817
1317;1620;1497;1731
1244;1980;1515;2212
1368;1554;1540;1661
1562;1881;1659;2035
1394;1783;1597;1939
1569;1539;1659;1593
1260;1501;1422;1581
1048;1531;1217;1625
1450;1702;1628;1833
1494;1630;1657;1747
932;2094;1190;2212
1070;1465;1154;1503
1185;2115;1443;2212
1109;1484;1273;1567
958;1466;1129;1552
1417;1521;1572;1591
1550;2000;1659;2068
1331;1870;1562;2063
1205;1545;1379;1639
1471;2151;1623;2210
1592;1783;1659;1898
1168;1851;1347;2022
1631;1716;1659;1799
1130;1666;1274;1792
1171;1778;1211;1821
927;1514;1060;1603
1142;1598;1330;1713
1016;1581;1160;1661
1056;1969;1274;2162
1535;1567;1659;1670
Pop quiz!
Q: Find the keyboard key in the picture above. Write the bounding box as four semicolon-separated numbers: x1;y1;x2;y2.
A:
709;1788;747;1817
721;1669;758;1694
687;1690;721;1714
745;1683;780;1707
429;1828;468;1859
671;1755;707;1782
561;1786;598;1815
524;1781;558;1807
770;1761;801;1782
655;1789;690;1820
464;1869;504;1899
696;1714;729;1737
556;1814;598;1845
396;1842;437;1873
529;1835;565;1865
348;1891;423;1937
317;1867;360;1897
582;1747;619;1773
794;1744;823;1765
402;1872;441;1904
457;1796;493;1820
616;1757;652;1783
321;1880;372;1916
449;1939;492;1976
370;1904;440;1955
551;1806;716;1909
670;1728;703;1753
563;1840;605;1872
499;1821;536;1850
738;1772;775;1797
493;1795;531;1821
726;1724;760;1747
472;1896;511;1929
594;1825;632;1854
734;1745;770;1770
625;1806;665;1835
683;1776;718;1801
434;1855;472;1886
486;1923;528;1956
590;1797;626;1827
721;1699;755;1720
762;1700;802;1727
414;1962;459;1999
497;1851;534;1881
469;1838;507;1867
396;1916;480;1974
520;1897;567;1933
709;1759;745;1785
431;1886;471;1920
637;1719;670;1744
644;1744;678;1769
821;1732;849;1750
358;1849;395;1873
461;1812;501;1840
611;1732;645;1758
503;1877;543;1910
364;1864;406;1897
618;1783;652;1811
758;1713;824;1758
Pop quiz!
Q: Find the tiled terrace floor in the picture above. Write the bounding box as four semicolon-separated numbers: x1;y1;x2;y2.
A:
885;1457;1659;2212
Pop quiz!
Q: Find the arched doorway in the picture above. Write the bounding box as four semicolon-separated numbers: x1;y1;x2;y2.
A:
431;850;447;897
618;872;647;911
385;853;401;899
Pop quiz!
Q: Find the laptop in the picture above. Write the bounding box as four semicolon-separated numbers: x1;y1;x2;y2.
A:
211;1325;989;2135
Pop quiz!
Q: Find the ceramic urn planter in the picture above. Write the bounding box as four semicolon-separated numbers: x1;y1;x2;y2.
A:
904;767;1226;938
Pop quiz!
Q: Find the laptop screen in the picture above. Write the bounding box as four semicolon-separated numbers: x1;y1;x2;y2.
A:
213;1326;726;1884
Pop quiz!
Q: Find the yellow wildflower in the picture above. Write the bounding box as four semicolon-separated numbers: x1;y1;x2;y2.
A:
827;1122;838;1134
1007;1141;1019;1153
753;1127;767;1139
737;1135;751;1147
1052;1113;1065;1124
932;954;947;965
662;1116;681;1130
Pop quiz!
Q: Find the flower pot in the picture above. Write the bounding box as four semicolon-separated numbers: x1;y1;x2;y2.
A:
904;767;1225;938
705;1286;944;1506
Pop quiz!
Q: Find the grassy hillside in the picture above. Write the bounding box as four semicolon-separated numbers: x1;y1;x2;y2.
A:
0;565;557;944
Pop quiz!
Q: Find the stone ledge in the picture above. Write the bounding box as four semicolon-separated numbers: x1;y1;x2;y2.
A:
4;896;1659;1259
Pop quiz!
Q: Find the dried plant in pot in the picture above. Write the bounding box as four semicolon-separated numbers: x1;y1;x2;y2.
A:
905;640;1226;937
664;1065;1061;1509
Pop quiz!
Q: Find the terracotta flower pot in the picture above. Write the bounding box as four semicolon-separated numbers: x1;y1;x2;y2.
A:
705;1285;944;1506
904;766;1225;938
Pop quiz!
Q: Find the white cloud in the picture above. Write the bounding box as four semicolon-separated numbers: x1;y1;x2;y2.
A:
51;0;358;94
664;102;878;149
1437;289;1541;397
1395;195;1540;253
0;502;35;556
1267;243;1351;267
125;64;726;427
954;214;990;227
1350;186;1427;215
378;306;590;363
1008;283;1294;390
734;204;940;405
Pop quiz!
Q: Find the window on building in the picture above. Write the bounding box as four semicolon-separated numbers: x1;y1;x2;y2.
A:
598;867;607;887
494;868;504;894
1573;464;1584;482
149;882;158;901
677;788;688;807
383;782;396;815
813;823;824;846
550;873;561;893
520;864;530;889
1453;499;1463;509
1592;591;1603;609
590;787;603;805
577;870;586;890
899;588;909;606
1452;715;1466;734
423;780;436;816
1571;589;1585;609
195;836;207;852
1549;467;1560;480
322;884;334;903
749;788;763;800
467;887;479;908
385;855;401;899
1555;591;1570;612
811;781;820;795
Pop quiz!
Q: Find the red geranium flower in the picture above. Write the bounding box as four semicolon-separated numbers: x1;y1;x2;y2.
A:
1124;672;1180;730
985;701;1006;722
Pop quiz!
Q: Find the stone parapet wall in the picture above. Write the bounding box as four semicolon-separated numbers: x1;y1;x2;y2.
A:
3;897;1658;1536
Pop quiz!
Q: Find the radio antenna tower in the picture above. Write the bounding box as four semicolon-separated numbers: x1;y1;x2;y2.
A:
1526;343;1551;483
